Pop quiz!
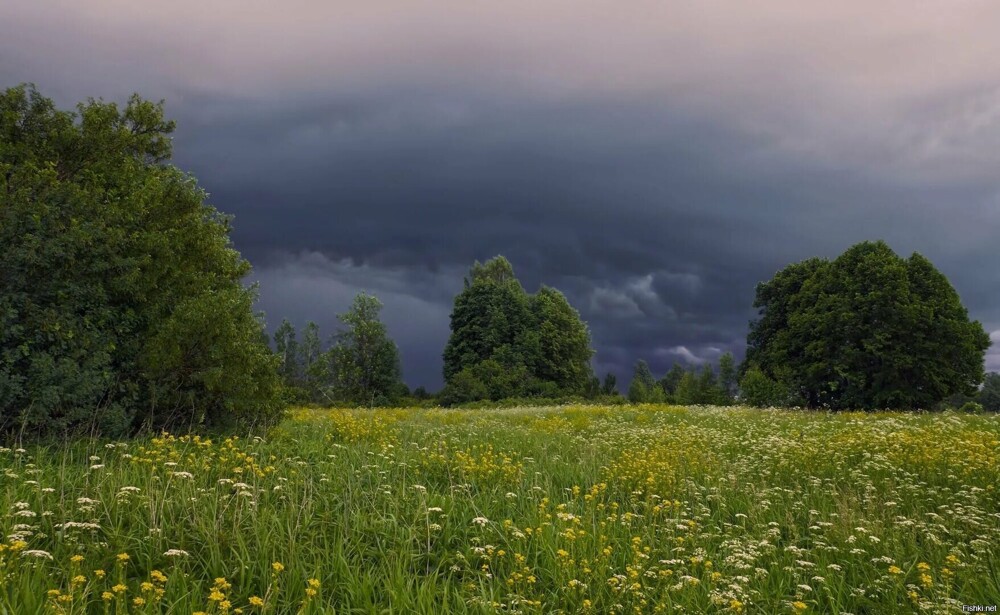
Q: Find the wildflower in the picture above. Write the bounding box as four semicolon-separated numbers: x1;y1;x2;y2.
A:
95;569;106;579
307;578;321;589
102;592;114;601
133;597;146;606
472;516;489;526
249;596;264;606
116;552;130;563
916;562;930;571
272;561;285;573
21;549;53;559
164;549;189;557
792;602;807;612
112;584;127;594
70;555;84;563
888;565;903;575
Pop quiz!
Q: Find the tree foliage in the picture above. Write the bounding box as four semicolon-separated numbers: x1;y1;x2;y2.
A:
441;256;594;403
980;372;1000;412
746;241;990;410
324;293;405;406
0;85;282;436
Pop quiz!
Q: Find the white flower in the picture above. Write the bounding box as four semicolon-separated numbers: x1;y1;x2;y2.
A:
427;507;443;513
170;471;194;480
163;549;190;557
21;550;52;559
472;516;489;526
89;464;105;470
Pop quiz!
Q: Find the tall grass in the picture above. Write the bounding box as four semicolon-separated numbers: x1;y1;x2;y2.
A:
1;405;998;613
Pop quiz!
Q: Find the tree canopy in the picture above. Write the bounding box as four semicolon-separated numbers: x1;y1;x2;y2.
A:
0;85;282;436
745;241;990;410
441;256;594;403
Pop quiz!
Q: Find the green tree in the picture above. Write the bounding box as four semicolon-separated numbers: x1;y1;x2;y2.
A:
441;256;595;403
273;319;300;385
530;286;595;394
717;352;737;404
673;370;698;405
298;321;324;401
442;256;532;382
980;372;1000;412
658;364;686;400
326;293;404;406
601;372;618;395
628;359;663;403
0;84;282;436
746;241;990;410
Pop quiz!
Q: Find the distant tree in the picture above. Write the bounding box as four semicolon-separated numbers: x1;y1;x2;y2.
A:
530;286;595;394
601;372;618;395
628;360;663;403
0;84;282;436
273;319;300;384
673;370;698;405
584;376;601;399
326;293;404;406
441;256;595;403
717;352;737;404
413;386;430;400
658;364;687;400
443;256;533;382
297;321;324;401
980;372;1000;412
746;241;990;409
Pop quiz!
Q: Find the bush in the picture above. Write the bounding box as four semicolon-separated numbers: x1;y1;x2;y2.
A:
739;366;789;408
959;401;984;414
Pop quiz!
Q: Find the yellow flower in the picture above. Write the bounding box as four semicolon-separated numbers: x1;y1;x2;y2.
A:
307;578;321;589
917;562;930;571
249;596;264;606
72;575;86;585
70;555;85;563
102;592;114;601
920;573;933;588
271;561;285;573
151;570;168;584
888;565;903;575
209;590;226;602
133;597;146;606
730;599;744;612
305;588;318;597
47;590;61;598
220;600;232;611
112;584;127;594
94;569;106;579
141;582;154;592
792;602;807;612
116;553;130;563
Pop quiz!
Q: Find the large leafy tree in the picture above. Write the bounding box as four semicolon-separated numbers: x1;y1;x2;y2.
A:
746;241;990;409
441;256;594;402
325;293;404;406
0;85;282;435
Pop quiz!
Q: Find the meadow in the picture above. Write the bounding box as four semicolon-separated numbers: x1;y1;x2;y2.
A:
1;405;998;614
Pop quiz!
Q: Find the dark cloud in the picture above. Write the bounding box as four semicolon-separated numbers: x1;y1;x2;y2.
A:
2;1;998;388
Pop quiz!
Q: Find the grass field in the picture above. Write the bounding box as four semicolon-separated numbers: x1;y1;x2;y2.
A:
1;405;998;614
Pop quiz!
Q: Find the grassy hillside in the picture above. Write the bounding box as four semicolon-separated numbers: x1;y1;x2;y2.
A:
2;405;998;613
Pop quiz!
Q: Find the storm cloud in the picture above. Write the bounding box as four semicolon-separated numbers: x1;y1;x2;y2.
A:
2;1;998;388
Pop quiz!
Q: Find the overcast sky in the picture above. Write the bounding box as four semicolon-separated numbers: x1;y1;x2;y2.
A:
3;1;998;388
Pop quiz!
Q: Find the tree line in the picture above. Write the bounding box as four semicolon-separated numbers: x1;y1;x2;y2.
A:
2;85;997;439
